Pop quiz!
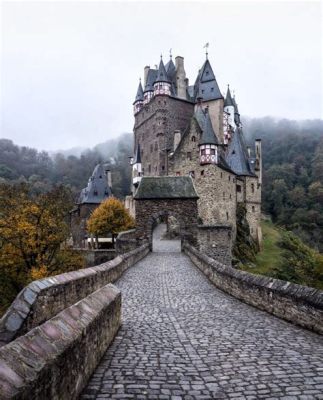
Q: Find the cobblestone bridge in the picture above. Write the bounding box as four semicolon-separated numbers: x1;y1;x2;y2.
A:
81;226;323;400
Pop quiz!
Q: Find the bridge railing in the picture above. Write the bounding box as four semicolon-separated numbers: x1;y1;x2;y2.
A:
184;242;323;335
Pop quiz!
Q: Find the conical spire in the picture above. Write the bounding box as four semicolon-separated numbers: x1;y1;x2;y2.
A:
134;80;144;103
134;143;142;164
224;85;234;107
194;59;223;101
226;128;253;176
156;56;170;83
199;108;219;145
144;69;157;92
232;95;241;125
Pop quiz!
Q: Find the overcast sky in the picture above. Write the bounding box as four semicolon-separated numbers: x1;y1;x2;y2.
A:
0;1;322;151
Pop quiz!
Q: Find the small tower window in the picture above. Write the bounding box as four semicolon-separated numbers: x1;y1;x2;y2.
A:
252;206;255;212
211;87;214;92
228;176;231;181
210;149;215;155
220;172;223;178
226;212;229;220
187;152;192;160
251;183;255;193
201;170;204;176
148;164;151;173
192;136;196;142
237;185;241;192
162;165;165;171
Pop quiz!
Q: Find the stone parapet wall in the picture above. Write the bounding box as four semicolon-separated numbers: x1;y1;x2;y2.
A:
115;229;142;254
75;248;117;266
0;244;149;347
184;243;323;335
0;284;121;400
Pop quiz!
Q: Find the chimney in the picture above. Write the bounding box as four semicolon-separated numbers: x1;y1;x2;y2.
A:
255;139;262;184
105;169;112;188
175;56;187;99
144;66;150;88
174;130;181;151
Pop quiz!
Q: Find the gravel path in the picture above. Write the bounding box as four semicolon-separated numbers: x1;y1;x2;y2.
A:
81;238;323;400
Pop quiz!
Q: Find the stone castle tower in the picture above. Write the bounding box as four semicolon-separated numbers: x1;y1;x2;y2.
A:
131;52;262;244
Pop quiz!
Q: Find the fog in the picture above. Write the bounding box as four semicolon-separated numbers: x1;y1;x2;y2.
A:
1;1;322;151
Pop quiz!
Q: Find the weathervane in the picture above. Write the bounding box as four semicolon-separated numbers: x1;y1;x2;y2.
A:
203;42;209;59
169;48;172;59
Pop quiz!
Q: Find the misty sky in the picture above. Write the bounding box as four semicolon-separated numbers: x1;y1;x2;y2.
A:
1;1;322;151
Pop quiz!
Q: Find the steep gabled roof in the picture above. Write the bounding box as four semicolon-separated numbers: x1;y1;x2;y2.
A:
224;86;234;107
199;109;219;145
194;59;223;101
144;69;158;92
134;176;199;199
134;80;144;103
134;143;141;164
226;128;255;176
156;58;170;83
165;58;176;81
78;163;112;204
194;105;206;130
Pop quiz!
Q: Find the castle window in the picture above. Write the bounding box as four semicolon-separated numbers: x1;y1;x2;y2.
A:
176;171;181;176
93;190;98;196
251;183;255;193
230;194;232;199
150;144;153;153
201;149;206;156
162;165;165;171
187;152;192;160
154;142;158;151
189;171;195;178
228;176;231;181
221;172;223;178
226;212;229;220
252;206;255;212
211;149;215;155
237;185;241;192
223;192;225;200
211;87;214;92
192;136;196;142
148;164;151;173
201;170;204;176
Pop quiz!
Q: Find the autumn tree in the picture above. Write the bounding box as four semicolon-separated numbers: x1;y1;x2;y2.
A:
87;197;135;244
0;183;84;313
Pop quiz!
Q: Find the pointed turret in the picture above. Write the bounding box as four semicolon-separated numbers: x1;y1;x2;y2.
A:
154;56;171;96
224;85;236;132
132;143;142;187
226;128;254;176
133;80;144;114
199;109;219;145
199;108;219;165
78;163;112;204
232;95;241;127
194;59;223;101
224;85;234;107
143;69;157;104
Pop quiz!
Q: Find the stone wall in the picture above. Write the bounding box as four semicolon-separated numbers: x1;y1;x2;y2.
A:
0;244;149;347
244;176;262;242
169;118;236;232
75;249;117;267
196;225;232;265
115;229;143;254
134;95;194;176
184;243;323;335
135;198;198;247
0;284;121;400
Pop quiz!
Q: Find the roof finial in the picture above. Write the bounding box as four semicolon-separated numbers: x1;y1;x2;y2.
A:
160;53;163;60
169;48;172;59
203;42;209;59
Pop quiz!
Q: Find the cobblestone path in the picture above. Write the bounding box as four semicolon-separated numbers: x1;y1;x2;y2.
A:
81;249;323;400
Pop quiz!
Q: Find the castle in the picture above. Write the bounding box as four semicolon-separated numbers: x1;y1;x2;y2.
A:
131;52;262;244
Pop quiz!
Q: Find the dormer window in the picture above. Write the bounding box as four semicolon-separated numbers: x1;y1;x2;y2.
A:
93;190;98;196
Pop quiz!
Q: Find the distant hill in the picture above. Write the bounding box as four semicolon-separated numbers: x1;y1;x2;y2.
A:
0;118;322;250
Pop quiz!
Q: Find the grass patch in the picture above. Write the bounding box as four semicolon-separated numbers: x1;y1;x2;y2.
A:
241;220;283;275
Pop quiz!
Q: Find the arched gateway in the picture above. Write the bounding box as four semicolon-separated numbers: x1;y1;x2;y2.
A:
134;176;199;250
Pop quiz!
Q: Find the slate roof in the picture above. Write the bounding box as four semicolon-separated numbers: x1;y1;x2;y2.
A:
134;81;144;103
134;143;141;164
156;58;170;83
232;95;241;125
165;58;176;81
134;176;199;199
144;69;158;92
224;86;234;107
194;59;223;101
194;105;206;130
199;109;219;145
226;128;255;176
78;163;112;204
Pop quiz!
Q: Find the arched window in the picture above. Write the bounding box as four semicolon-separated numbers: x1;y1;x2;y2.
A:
192;136;196;142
